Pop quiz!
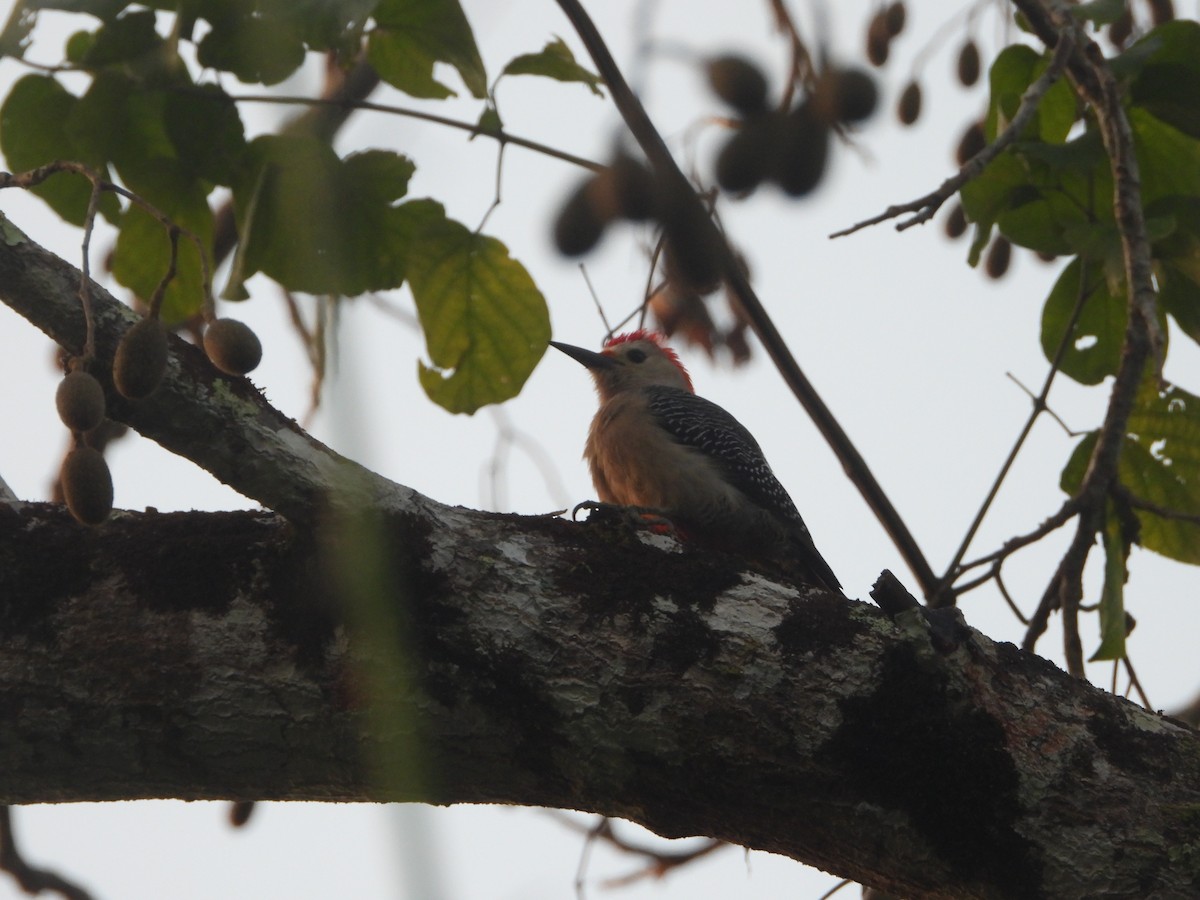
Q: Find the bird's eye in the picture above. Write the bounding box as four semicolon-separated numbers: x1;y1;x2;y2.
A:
626;349;647;363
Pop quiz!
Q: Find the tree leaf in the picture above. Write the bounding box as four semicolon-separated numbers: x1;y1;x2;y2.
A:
111;159;214;322
502;37;603;96
197;14;306;86
1040;257;1125;385
0;74;119;224
1128;20;1200;139
232;136;414;295
397;200;549;413
1123;382;1200;564
1089;511;1128;661
368;0;486;99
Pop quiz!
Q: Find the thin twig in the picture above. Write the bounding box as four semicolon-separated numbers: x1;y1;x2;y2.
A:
77;178;103;362
933;253;1094;606
1123;655;1154;711
1114;483;1200;527
554;0;938;595
224;92;603;173
1005;372;1079;436
0;162;212;313
0;806;94;900
831;29;1075;238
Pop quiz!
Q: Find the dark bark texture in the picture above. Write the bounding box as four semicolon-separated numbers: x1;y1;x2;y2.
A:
2;501;1199;900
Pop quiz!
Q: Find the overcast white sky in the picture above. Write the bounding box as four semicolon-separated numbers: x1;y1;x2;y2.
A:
2;1;1198;897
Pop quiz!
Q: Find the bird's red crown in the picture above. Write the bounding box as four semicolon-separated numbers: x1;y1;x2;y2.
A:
604;329;693;393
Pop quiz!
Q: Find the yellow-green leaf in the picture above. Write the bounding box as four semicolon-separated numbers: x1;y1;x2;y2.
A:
399;200;549;413
502;37;603;96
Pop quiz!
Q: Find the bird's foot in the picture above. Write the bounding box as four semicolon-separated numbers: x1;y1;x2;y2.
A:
571;501;681;537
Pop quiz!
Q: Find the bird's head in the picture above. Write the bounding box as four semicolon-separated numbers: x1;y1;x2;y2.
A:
550;330;694;399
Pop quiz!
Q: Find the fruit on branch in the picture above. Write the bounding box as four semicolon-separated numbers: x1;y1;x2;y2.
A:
706;55;769;115
113;316;169;400
61;446;113;525
56;370;106;433
204;318;263;376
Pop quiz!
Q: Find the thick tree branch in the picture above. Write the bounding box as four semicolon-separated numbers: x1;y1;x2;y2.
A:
2;502;1198;900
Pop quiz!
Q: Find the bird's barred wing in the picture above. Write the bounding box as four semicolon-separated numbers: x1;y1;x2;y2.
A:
643;386;804;524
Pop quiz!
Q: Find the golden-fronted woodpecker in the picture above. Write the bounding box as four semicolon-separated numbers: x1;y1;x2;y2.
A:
550;330;840;591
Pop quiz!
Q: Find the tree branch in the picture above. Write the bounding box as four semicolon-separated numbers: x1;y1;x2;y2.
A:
2;501;1199;899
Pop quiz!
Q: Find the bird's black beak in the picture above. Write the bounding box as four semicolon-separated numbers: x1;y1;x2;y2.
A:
549;340;616;371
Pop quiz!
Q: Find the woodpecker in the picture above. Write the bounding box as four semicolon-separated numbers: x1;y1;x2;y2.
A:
550;330;840;591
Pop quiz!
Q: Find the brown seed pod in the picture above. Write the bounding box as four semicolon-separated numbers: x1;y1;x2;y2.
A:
772;102;830;197
588;155;658;222
867;13;891;67
956;120;987;166
828;67;879;123
1148;0;1175;25
61;446;113;526
944;202;968;240
553;178;607;256
706;55;769;115
957;40;981;87
885;2;907;37
56;370;106;433
1109;9;1134;48
113;316;168;400
897;81;922;126
985;236;1012;280
715;115;780;194
1035;250;1058;264
204;318;263;376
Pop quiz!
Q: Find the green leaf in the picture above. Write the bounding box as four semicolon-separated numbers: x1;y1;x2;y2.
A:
76;8;160;66
111;159;214;322
1063;382;1200;565
1123;381;1200;563
197;14;306;85
1127;20;1200;138
1073;0;1127;26
0;1;36;59
985;44;1078;144
162;83;246;185
0;74;119;224
232;136;414;294
1089;512;1128;662
368;0;486;99
397;200;549;413
1130;107;1200;203
1040;257;1125;385
502;37;603;96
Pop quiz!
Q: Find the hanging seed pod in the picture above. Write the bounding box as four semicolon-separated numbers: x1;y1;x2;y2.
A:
61;446;113;525
830;67;879;123
56;370;106;432
866;12;891;66
944;202;968;240
885;2;907;37
985;236;1012;279
597;155;658;222
554;178;608;256
706;55;769;115
715;114;781;194
957;40;981;87
897;81;922;125
204;318;263;376
113;316;168;399
956;120;987;166
1148;0;1175;25
1109;9;1134;48
772;102;830;197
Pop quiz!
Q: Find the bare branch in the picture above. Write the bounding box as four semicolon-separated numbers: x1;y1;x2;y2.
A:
831;30;1074;238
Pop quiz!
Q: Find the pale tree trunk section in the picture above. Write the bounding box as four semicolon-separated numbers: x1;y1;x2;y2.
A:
1;502;1198;900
